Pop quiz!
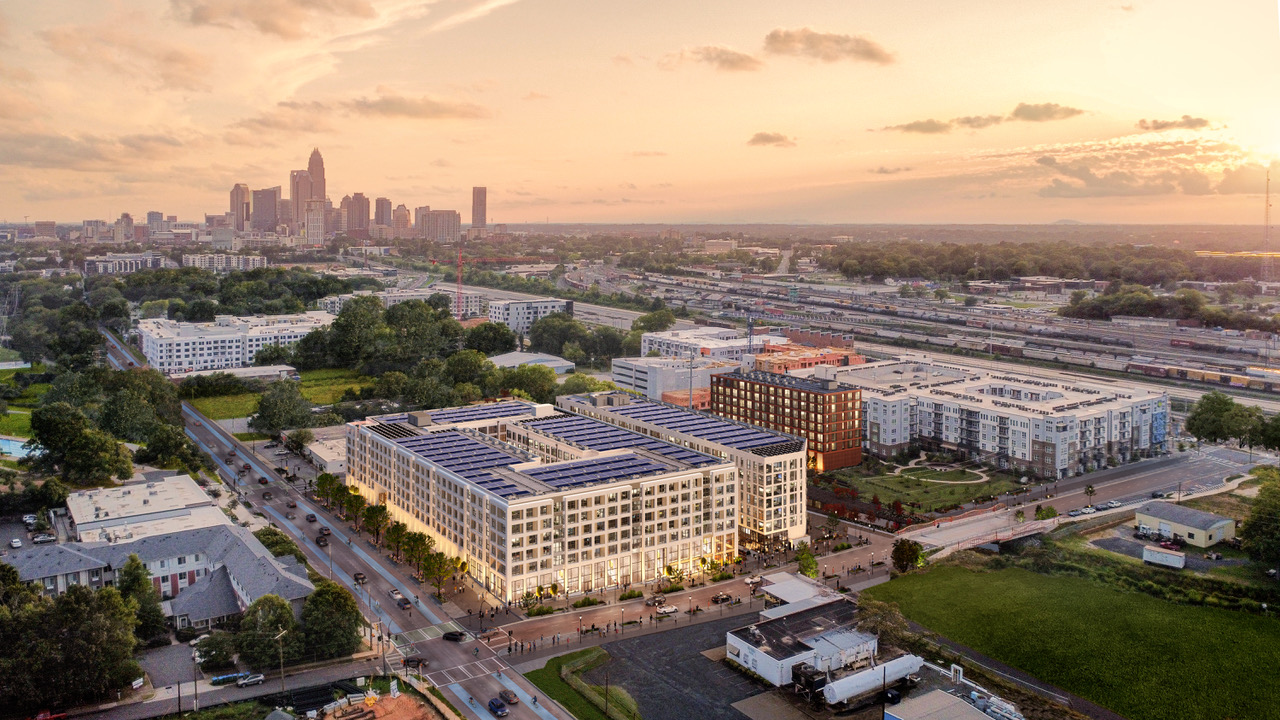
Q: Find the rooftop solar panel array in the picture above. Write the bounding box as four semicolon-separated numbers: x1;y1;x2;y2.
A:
428;401;536;425
392;431;530;498
521;454;671;489
605;400;796;452
522;414;720;468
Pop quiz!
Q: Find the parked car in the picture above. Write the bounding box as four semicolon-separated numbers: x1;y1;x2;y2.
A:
487;698;509;718
306;513;317;522
21;514;37;524
442;631;468;642
1067;509;1082;517
320;526;331;536
236;674;265;687
389;588;404;600
655;604;679;615
316;536;329;547
264;442;280;449
498;689;519;705
1160;541;1180;550
9;538;21;549
31;534;56;545
188;634;210;647
711;592;732;604
1080;507;1097;515
286;500;297;508
744;575;762;585
1106;500;1122;509
275;450;289;457
403;657;428;669
644;594;665;606
397;597;412;610
353;572;367;584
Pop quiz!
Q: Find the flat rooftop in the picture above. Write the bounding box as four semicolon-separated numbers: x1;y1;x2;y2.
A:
67;475;212;526
138;311;333;340
729;597;867;661
520;413;720;467
718;369;855;395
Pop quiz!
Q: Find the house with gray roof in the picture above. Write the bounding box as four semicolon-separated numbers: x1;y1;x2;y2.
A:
1135;502;1236;548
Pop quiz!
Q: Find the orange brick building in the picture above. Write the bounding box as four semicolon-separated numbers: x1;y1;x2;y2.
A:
751;346;865;374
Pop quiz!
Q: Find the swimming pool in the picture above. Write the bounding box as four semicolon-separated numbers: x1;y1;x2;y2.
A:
0;437;30;457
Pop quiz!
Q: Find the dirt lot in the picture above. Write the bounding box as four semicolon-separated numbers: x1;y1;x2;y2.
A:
344;692;444;720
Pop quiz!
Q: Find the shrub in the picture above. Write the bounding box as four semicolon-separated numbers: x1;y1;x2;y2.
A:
175;627;202;643
572;597;603;609
527;605;557;617
711;572;734;582
657;584;684;594
618;590;643;601
832;542;852;552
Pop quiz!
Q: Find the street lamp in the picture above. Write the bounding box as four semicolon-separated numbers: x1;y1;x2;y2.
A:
578;616;583;642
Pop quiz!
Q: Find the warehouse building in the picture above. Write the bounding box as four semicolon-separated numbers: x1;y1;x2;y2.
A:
558;392;808;549
1135;502;1235;548
794;358;1169;479
346;400;740;602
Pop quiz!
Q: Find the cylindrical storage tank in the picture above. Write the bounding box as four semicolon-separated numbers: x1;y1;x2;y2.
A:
821;654;924;705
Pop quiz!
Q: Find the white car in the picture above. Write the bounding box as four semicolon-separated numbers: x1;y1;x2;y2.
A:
21;514;37;524
655;604;679;615
236;673;265;687
388;588;404;601
188;634;210;647
1080;507;1097;515
1106;500;1122;509
744;575;762;585
8;538;21;549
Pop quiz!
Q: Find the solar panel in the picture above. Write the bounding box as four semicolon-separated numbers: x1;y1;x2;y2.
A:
428;401;536;424
393;431;525;479
606;400;798;451
522;414;720;467
522;453;671;489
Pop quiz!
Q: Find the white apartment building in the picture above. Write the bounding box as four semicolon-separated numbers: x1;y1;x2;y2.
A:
346;400;741;602
182;254;268;272
319;288;487;318
138;311;334;374
611;356;740;401
83;251;171;275
558;392;809;549
640;327;790;362
488;298;572;335
797;357;1170;479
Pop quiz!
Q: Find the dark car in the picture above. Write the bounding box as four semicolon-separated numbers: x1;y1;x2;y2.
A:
442;631;468;642
306;513;317;522
320;526;331;536
262;491;273;500
711;592;732;604
397;597;412;610
275;467;287;475
644;594;665;606
487;698;508;717
285;512;296;520
498;689;519;705
353;572;367;584
286;500;297;508
403;656;428;669
316;536;329;547
258;478;269;485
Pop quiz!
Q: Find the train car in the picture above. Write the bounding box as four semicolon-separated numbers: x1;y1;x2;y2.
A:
1128;363;1169;378
1170;339;1194;348
1229;374;1249;388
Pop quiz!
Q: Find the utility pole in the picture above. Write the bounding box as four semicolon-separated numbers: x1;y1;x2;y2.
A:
274;627;288;695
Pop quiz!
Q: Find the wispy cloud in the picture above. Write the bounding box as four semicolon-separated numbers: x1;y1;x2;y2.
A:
41;25;212;91
170;0;375;40
747;132;795;147
343;88;490;119
1009;102;1083;122
427;0;521;33
1137;115;1209;132
0;131;189;171
953;115;1004;130
883;103;1085;133
883;119;952;134
660;46;763;72
870;166;912;174
763;27;894;64
1217;162;1280;194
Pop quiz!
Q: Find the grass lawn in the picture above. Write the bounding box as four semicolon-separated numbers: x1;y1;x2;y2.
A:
1184;491;1253;524
831;470;1020;512
234;432;272;441
525;649;611;720
0;411;32;438
190;394;260;420
9;383;50;408
899;467;983;482
866;566;1280;720
298;368;373;405
0;347;21;362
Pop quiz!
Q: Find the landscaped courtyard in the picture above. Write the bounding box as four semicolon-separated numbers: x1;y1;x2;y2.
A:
823;462;1024;513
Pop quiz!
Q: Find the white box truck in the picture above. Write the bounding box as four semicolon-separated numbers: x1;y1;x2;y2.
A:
1143;545;1185;569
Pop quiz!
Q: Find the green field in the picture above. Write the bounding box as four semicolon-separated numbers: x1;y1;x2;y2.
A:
525;649;612;720
190;394;260;420
298;368;373;405
866;566;1280;720
0;348;21;362
830;468;1020;511
0;411;32;438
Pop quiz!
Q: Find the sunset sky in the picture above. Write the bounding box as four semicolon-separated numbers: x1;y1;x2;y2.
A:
3;0;1279;225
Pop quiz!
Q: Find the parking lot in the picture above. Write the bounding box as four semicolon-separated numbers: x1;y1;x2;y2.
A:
1092;528;1247;573
138;639;201;689
582;614;765;720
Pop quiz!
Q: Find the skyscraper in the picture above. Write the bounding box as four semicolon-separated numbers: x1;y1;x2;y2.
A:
146;211;164;232
349;193;371;232
471;187;486;228
230;184;251;232
290;170;312;233
304;199;326;240
374;197;392;227
392;204;412;238
422;210;461;242
307;148;326;208
252;186;281;232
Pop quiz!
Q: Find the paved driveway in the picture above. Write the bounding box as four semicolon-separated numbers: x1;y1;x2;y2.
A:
582;615;765;720
138;640;200;689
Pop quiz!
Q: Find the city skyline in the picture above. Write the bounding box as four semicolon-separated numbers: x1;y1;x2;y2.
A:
1;1;1279;225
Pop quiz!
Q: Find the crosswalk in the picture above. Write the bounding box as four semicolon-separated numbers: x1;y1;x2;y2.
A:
426;657;508;686
392;620;467;648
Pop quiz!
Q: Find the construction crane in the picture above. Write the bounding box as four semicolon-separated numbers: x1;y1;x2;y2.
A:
457;239;464;322
1264;169;1273;283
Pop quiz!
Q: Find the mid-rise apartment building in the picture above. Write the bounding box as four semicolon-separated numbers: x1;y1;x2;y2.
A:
641;327;790;362
319;288;487;318
488;298;572;335
182;254;268;273
711;370;862;472
346;400;740;601
138;311;334;374
794;357;1170;479
83;251;170;275
749;346;865;374
558;392;808;549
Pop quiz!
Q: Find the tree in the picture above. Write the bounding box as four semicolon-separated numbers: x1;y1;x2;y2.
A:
891;539;923;572
386;520;408;559
823;512;841;537
856;597;912;647
344;488;367;528
1034;504;1059;520
255;343;293;366
1241;477;1280;575
329;295;385;367
285;428;314;455
1225;404;1265;458
116;554;168;640
445;350;494;386
630;309;676;334
1014;509;1026;523
195;633;237;670
254;526;307;564
933;288;950;301
465;322;517;355
963;295;979;307
250;381;313;436
363;504;391;543
1185;391;1238;445
302;580;364;659
422;550;458;600
237;594;303;670
47;585;142;706
1084;484;1096;505
794;541;817;578
557;373;616;396
502;364;559;403
528;312;588;356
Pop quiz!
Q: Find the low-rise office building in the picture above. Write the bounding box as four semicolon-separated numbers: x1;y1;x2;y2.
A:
488;298;572;334
558;392;808;548
711;370;862;472
611;355;738;401
66;475;225;542
346;400;741;602
749;346;865;374
1135;502;1235;548
640;327;790;362
794;357;1169;479
138;311;334;374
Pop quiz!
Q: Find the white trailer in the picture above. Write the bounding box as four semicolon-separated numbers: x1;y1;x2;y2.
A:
1143;545;1185;569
